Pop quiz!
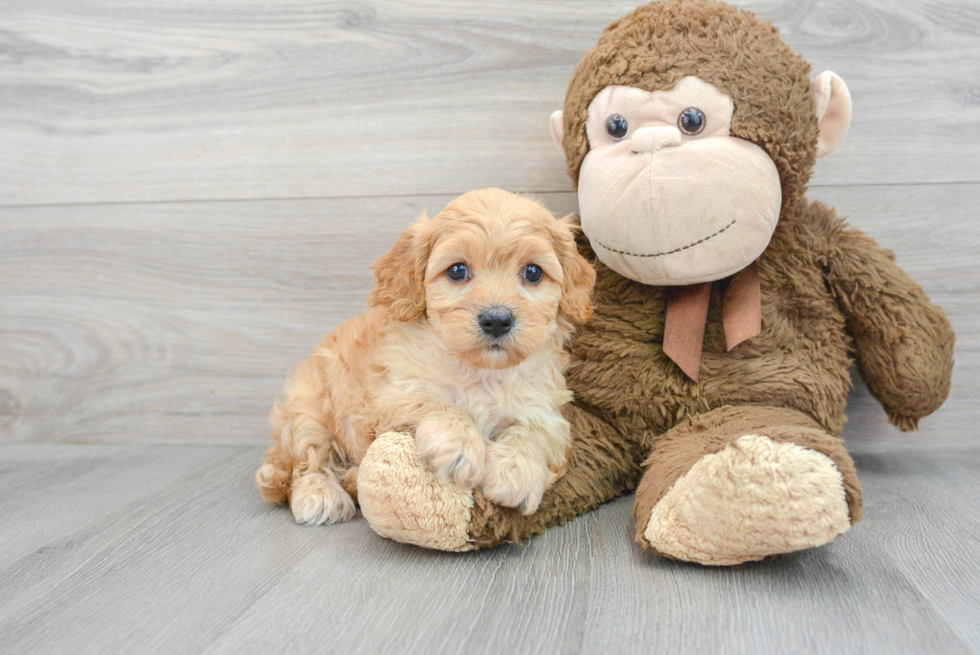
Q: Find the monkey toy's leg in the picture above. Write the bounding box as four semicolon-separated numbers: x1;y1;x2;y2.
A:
357;404;643;551
633;405;862;566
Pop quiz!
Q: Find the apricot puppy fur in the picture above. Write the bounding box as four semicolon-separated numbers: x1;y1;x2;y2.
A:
256;188;596;525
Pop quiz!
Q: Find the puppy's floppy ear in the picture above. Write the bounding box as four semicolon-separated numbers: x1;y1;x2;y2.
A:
555;214;596;324
368;214;431;321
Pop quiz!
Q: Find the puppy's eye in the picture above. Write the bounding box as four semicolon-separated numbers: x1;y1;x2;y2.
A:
678;107;706;135
523;264;543;284
605;114;629;140
446;263;468;281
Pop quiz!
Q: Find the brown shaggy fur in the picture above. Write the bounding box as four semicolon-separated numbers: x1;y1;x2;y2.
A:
460;0;955;549
561;0;819;211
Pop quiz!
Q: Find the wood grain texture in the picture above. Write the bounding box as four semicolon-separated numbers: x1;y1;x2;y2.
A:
1;445;978;655
1;184;976;446
0;446;325;653
852;450;980;650
0;443;243;566
1;0;979;205
1;1;978;652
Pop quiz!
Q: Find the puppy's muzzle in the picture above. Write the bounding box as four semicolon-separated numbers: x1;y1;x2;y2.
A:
478;307;514;339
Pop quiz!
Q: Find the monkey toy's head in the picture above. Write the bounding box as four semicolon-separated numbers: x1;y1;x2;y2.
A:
551;0;852;286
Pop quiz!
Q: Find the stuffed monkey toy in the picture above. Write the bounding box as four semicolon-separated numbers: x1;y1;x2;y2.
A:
354;0;955;565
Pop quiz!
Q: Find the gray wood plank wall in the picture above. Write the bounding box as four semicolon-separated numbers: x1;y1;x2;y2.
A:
1;1;978;653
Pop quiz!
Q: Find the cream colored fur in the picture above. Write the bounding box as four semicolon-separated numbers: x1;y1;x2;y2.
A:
256;189;595;524
644;434;851;566
812;71;851;158
381;317;574;514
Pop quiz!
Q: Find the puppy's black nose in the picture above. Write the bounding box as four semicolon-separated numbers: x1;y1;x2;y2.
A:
478;307;514;339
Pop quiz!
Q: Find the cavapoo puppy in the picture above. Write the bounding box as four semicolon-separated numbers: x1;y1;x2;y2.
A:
256;188;596;525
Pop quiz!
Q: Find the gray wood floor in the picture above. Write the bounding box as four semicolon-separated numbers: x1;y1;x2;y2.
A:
1;1;979;653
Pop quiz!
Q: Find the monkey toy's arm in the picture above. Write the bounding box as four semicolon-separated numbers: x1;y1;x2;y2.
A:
817;204;955;431
357;402;644;551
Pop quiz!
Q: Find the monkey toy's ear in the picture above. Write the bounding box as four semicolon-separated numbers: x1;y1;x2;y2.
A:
550;110;566;157
812;71;852;158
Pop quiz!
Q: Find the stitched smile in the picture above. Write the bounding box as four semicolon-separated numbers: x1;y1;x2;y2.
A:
594;219;737;258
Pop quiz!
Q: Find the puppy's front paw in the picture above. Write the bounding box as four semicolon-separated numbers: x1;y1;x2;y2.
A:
415;418;486;489
289;472;357;525
481;443;547;515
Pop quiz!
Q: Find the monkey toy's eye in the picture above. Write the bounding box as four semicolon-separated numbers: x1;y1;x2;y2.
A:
605;114;629;140
447;263;468;281
523;264;543;284
678;107;706;135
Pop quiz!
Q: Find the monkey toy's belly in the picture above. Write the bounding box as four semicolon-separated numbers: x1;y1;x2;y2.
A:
566;262;855;443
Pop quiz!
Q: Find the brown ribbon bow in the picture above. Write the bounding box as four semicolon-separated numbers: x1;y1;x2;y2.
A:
662;262;762;381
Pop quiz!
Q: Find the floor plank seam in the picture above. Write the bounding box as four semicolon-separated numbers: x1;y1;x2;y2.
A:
2;180;978;212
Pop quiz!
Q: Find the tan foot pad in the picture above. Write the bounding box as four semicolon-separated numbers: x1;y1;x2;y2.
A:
645;434;851;566
358;431;475;552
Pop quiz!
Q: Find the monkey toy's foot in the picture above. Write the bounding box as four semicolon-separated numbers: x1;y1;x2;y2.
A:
633;406;862;566
358;431;477;552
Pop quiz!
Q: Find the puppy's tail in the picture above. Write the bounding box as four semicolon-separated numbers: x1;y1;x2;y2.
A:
259;359;336;505
257;402;295;504
256;440;292;505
